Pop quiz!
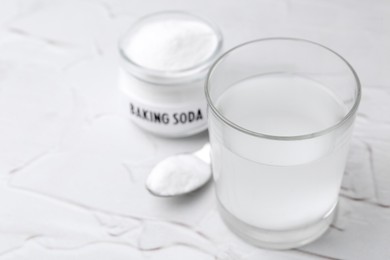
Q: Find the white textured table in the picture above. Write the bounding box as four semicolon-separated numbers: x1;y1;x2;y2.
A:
0;0;389;259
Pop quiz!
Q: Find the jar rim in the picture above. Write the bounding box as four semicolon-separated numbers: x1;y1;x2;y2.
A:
119;11;223;85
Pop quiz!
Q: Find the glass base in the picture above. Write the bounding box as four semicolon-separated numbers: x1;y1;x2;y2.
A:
218;201;336;250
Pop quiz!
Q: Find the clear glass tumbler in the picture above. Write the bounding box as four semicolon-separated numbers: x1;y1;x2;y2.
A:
205;38;361;249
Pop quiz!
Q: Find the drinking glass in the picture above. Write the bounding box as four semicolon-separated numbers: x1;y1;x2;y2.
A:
205;38;361;249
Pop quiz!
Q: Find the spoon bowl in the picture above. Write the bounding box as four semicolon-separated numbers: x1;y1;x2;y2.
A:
146;144;211;197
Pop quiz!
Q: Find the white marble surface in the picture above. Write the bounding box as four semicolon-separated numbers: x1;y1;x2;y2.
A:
0;0;390;259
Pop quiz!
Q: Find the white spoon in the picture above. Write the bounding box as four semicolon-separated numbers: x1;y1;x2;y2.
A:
146;143;211;197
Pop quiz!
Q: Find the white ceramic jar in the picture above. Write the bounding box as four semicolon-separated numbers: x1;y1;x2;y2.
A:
118;11;223;137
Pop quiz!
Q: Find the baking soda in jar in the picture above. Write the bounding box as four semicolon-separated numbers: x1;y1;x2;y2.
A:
118;11;222;137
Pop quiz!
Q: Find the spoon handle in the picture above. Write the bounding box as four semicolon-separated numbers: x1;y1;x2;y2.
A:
193;143;211;164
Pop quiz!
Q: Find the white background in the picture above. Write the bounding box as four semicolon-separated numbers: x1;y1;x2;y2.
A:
0;0;389;259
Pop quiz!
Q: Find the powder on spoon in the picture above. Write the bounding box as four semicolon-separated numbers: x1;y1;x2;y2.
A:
146;154;211;196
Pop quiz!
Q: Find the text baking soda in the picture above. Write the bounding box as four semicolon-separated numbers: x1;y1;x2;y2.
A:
209;74;351;230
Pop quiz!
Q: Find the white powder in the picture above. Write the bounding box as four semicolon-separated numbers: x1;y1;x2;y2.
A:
146;144;211;196
124;18;219;71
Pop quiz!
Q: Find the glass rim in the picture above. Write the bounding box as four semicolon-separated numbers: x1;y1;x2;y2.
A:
205;37;361;141
118;10;223;84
